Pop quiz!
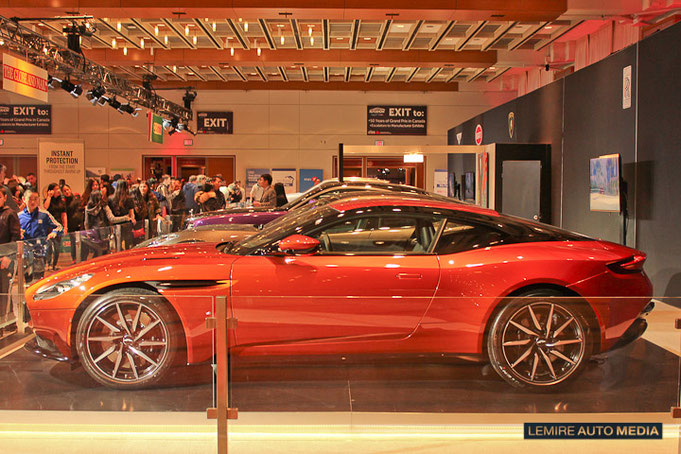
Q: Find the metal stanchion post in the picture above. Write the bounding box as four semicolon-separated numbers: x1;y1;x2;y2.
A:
74;231;82;263
144;219;150;240
115;224;122;252
15;241;26;333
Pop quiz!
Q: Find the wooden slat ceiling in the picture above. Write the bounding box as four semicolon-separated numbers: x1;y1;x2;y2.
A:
2;0;574;90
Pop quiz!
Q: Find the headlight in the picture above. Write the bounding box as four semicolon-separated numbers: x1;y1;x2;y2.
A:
34;274;94;301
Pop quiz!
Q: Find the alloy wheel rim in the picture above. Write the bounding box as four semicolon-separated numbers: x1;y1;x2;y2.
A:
85;299;169;383
500;301;585;386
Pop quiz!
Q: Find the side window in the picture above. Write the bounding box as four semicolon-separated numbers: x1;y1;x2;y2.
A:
309;214;443;254
434;218;505;255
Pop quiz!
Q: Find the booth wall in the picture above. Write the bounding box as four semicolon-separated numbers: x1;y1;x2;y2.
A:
0;89;512;193
636;23;681;297
448;21;681;296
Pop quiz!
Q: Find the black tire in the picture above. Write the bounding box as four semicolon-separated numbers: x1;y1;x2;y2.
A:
487;290;594;390
75;288;183;389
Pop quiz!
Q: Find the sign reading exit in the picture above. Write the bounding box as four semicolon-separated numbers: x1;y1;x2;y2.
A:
197;111;233;134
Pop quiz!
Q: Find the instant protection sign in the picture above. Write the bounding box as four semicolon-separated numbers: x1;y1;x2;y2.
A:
367;105;427;135
0;104;51;134
2;54;48;102
38;140;85;195
197;111;233;134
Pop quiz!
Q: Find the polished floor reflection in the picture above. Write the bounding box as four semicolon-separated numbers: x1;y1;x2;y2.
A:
0;338;676;413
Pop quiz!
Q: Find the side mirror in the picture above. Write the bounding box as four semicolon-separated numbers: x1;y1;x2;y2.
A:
278;234;320;255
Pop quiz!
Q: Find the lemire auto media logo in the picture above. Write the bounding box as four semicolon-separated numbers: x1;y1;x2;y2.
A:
524;423;662;440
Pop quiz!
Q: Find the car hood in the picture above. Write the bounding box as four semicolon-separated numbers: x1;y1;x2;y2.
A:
27;242;238;297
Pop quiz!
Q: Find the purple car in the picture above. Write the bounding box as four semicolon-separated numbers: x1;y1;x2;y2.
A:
186;178;434;229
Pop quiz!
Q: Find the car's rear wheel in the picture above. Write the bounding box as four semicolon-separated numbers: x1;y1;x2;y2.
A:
487;290;593;390
75;288;182;389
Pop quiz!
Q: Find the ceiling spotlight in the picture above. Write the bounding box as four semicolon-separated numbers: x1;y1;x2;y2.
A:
111;38;117;48
123;46;127;55
108;97;122;111
310;36;314;46
140;38;145;48
193;36;197;45
86;86;106;104
280;35;285;45
117;22;121;32
244;21;248;32
0;39;4;46
97;95;109;106
154;25;159;36
230;47;234;56
164;35;168;45
185;25;190;35
47;76;62;89
257;47;261;56
131;107;142;118
118;103;135;114
212;22;216;32
60;80;82;98
308;26;312;37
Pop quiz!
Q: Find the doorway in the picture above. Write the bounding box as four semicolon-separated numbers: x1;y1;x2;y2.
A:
332;156;425;189
142;156;236;183
494;144;551;223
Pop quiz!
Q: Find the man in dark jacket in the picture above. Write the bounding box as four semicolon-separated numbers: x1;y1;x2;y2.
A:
0;186;20;322
0;163;19;211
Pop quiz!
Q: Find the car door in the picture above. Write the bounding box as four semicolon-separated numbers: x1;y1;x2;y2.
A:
230;211;443;349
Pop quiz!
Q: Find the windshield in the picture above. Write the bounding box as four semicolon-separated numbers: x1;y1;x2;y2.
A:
227;205;337;255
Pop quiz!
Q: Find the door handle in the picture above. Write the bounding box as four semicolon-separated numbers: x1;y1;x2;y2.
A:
397;273;422;280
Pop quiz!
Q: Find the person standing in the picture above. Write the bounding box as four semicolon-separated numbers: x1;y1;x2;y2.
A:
273;182;288;207
19;190;63;281
108;180;136;249
253;174;276;208
62;184;85;264
226;180;243;204
249;179;264;204
43;183;67;270
0;164;19;211
0;187;20;322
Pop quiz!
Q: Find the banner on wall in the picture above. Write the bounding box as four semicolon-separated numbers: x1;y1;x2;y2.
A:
2;54;48;102
272;168;297;193
38;140;85;194
299;169;324;192
434;169;448;196
246;168;269;195
0;104;51;134
149;112;163;144
367;105;427;135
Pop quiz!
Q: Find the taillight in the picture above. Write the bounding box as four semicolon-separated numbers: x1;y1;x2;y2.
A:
607;254;646;274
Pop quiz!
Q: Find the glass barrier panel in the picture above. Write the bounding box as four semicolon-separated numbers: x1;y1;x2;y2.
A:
218;294;677;452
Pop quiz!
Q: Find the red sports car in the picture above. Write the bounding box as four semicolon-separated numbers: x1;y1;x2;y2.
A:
25;195;653;390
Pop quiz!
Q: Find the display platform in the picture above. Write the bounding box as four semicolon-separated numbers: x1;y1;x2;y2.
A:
0;338;675;414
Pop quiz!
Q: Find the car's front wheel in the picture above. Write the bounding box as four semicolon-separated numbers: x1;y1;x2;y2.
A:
75;288;182;389
487;291;593;390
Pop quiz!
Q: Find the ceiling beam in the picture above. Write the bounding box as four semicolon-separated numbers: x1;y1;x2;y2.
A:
130;19;169;50
376;19;392;50
209;66;226;81
301;66;309;82
365;66;374;82
323;66;329;82
344;67;351;82
350;20;361;50
232;66;247;81
278;66;289;81
226;19;250;50
290;19;303;50
149;80;461;92
187;66;207;81
258;19;276;49
98;18;142;50
446;68;464;82
508;21;549;51
161;18;195;49
163;65;186;81
84;48;497;68
481;21;517;51
486;66;510;82
385;67;397;82
425;67;442;82
4;1;567;21
193;18;223;49
254;66;268;81
402;20;424;51
466;67;487;82
429;21;455;51
534;20;584;51
455;20;488;51
406;67;419;82
322;19;330;50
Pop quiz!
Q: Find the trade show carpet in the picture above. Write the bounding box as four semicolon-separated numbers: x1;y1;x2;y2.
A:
0;338;676;413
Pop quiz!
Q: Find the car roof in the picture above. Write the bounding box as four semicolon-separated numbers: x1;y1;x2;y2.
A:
327;194;499;217
317;177;425;192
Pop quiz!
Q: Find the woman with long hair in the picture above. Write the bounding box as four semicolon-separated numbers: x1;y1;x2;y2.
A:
62;184;86;264
43;182;67;270
84;190;131;259
108;180;135;249
81;178;99;210
273;182;288;208
139;180;162;237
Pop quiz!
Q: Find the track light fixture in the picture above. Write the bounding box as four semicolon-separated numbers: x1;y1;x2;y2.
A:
118;103;135;114
85;86;106;104
107;97;122;111
60;79;82;97
47;75;62;89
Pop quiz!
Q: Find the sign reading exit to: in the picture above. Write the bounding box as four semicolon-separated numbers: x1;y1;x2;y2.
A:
197;111;233;134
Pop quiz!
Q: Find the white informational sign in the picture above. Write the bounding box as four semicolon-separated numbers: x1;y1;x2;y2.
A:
38;140;85;195
622;65;632;110
434;169;448;196
3;53;48;102
272;168;297;193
